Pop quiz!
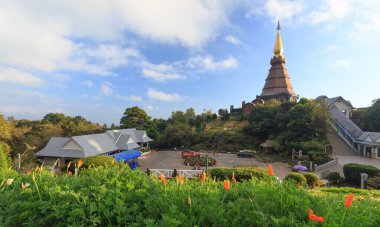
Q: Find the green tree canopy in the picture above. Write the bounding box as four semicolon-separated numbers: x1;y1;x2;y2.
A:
363;99;380;131
120;106;151;129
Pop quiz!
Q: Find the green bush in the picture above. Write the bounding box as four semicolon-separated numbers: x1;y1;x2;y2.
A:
302;173;319;187
210;167;271;182
301;140;324;153
0;146;8;173
0;166;380;226
284;173;307;186
61;156;118;172
343;163;380;184
326;172;343;183
368;176;380;185
307;151;331;165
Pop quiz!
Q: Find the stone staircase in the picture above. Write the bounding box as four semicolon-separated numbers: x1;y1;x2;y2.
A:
314;132;357;178
326;132;358;156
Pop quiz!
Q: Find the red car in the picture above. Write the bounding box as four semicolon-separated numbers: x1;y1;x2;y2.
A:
181;150;200;159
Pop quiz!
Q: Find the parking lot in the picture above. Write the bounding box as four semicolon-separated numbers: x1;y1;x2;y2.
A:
138;150;291;179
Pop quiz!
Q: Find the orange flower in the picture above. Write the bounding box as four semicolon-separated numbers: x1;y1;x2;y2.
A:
232;172;237;184
317;180;324;187
345;194;354;208
77;160;84;168
187;195;191;205
308;209;324;223
160;175;166;186
268;164;274;176
201;172;206;184
223;180;230;191
178;176;184;186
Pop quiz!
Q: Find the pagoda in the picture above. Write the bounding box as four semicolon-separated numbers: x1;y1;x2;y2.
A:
230;21;298;115
257;21;298;102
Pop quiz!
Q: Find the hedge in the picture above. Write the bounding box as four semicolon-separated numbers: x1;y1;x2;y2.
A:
284;173;307;186
210;167;271;182
302;173;319;188
343;163;380;184
61;156;119;172
307;151;331;165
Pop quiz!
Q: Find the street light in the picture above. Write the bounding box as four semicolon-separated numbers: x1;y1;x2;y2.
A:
206;154;209;174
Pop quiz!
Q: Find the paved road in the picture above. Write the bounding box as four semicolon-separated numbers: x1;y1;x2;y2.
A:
138;150;292;179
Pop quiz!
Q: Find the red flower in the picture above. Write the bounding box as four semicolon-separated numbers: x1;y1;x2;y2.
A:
178;176;184;186
201;172;206;184
160;175;166;186
308;209;324;223
67;171;72;175
232;172;237;184
268;164;274;176
187;195;191;205
223;180;230;191
345;194;354;208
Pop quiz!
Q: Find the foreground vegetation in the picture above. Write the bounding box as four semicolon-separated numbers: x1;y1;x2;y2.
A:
0;166;379;226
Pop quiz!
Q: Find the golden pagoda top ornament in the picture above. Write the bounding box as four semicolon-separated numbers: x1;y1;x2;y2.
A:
273;20;283;57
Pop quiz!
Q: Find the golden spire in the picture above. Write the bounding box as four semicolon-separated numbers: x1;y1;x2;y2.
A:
273;20;283;57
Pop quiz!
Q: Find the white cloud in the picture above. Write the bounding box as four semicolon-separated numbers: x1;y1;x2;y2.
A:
82;80;94;88
0;68;45;87
147;88;181;102
187;55;238;71
224;35;241;45
142;69;186;82
264;0;305;21
117;95;143;102
100;83;113;96
332;60;352;68
307;0;350;24
326;44;337;52
83;44;141;67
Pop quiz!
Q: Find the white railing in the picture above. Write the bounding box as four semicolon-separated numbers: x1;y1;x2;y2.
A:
314;157;338;172
177;170;202;178
148;169;202;178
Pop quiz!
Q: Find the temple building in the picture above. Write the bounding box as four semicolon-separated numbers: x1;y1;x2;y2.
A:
231;21;298;114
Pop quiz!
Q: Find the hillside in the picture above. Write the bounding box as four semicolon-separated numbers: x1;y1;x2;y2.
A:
192;118;260;152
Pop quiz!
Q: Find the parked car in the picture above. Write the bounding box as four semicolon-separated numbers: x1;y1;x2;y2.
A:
181;150;200;159
237;152;254;158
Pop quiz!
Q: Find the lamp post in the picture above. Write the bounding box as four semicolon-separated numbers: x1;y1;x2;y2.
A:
18;153;21;172
206;154;209;174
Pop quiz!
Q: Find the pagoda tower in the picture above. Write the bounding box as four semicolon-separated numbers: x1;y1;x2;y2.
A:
256;21;298;102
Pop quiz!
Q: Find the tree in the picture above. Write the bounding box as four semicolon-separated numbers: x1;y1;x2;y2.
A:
0;145;8;172
218;109;230;121
120;106;151;129
0;114;11;141
363;99;380;131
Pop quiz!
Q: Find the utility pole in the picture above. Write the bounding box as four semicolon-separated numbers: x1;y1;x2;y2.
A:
18;153;21;172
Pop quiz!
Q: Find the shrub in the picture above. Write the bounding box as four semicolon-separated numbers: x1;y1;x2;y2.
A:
61;156;118;172
343;163;380;184
284;173;307;186
368;176;380;185
184;156;216;166
326;172;343;183
302;173;319;188
301;140;324;153
0;146;8;173
307;151;331;165
210;167;271;182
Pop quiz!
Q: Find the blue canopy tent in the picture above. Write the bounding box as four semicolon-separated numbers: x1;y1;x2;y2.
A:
112;150;141;169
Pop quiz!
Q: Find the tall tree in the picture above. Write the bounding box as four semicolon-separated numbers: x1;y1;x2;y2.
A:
0;114;11;141
120;106;151;129
363;99;380;131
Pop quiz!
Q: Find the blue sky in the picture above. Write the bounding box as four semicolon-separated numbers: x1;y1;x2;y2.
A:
0;0;379;125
